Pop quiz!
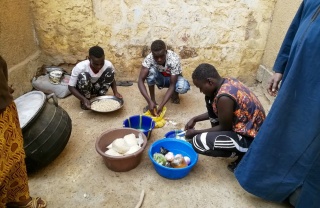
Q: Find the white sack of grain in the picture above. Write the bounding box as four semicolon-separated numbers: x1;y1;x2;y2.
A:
124;145;141;155
123;133;138;147
111;138;130;154
107;143;112;149
105;148;122;156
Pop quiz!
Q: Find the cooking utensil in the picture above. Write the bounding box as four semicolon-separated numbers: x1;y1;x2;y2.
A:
90;95;124;113
176;131;186;136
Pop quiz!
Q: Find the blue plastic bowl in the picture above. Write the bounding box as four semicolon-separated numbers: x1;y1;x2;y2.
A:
148;138;198;180
164;130;184;138
123;115;155;139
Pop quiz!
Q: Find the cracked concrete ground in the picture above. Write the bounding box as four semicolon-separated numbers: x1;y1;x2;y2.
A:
27;83;290;208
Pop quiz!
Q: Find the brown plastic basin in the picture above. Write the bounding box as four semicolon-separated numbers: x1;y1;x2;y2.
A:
95;128;148;172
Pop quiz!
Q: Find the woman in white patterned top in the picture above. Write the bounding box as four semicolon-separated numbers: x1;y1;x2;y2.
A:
138;40;190;116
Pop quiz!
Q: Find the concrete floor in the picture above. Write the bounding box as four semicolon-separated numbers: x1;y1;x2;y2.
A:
27;83;291;208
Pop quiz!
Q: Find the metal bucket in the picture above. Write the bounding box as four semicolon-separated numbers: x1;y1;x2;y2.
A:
49;70;63;84
14;91;72;172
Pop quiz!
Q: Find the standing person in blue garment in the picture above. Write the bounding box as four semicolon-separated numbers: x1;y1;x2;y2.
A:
235;1;320;207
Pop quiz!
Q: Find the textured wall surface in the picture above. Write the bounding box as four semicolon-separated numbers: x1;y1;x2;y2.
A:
261;0;302;69
257;0;301;104
30;0;277;85
0;0;42;97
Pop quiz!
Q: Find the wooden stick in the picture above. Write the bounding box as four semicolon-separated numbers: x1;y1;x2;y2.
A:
135;189;145;208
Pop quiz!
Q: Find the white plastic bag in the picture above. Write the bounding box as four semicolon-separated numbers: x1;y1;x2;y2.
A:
32;74;71;98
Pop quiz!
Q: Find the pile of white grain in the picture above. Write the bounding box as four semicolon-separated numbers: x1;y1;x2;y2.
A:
91;99;120;112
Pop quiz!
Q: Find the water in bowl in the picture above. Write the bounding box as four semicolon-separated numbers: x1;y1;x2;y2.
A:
137;128;146;131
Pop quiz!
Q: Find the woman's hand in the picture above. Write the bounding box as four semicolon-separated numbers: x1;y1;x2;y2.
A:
185;118;196;130
114;92;123;99
148;101;158;116
267;73;283;96
82;98;91;110
8;85;14;94
185;128;197;139
155;104;164;117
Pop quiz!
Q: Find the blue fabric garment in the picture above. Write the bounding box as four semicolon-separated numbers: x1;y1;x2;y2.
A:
235;0;320;207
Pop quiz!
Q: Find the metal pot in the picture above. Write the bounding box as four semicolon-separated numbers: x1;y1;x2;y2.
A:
49;70;63;84
14;91;72;172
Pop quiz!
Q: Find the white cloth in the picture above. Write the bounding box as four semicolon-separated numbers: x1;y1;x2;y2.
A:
68;60;115;86
32;74;71;98
142;50;182;75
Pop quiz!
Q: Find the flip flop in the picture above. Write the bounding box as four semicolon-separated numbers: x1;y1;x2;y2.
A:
116;81;133;86
143;105;149;113
171;97;180;104
170;92;180;104
7;197;47;208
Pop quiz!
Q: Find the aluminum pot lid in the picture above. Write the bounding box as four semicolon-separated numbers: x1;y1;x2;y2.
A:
14;91;46;129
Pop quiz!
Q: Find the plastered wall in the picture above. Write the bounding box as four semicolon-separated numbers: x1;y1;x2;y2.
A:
261;0;302;68
1;0;303;95
257;0;302;103
0;0;42;97
30;0;277;85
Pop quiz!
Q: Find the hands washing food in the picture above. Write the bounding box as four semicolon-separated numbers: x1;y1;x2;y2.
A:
143;106;167;128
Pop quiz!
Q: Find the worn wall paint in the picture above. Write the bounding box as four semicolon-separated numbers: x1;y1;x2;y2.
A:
30;0;276;85
0;0;42;97
256;0;301;105
0;0;304;98
261;0;302;69
0;0;38;66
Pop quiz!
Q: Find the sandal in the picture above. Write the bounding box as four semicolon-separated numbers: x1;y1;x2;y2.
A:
170;92;180;104
227;161;238;173
143;105;149;113
227;153;244;173
171;97;180;104
7;197;47;208
116;81;133;86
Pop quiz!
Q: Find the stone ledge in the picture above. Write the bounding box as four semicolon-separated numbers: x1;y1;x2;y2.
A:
256;64;276;105
8;50;43;98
